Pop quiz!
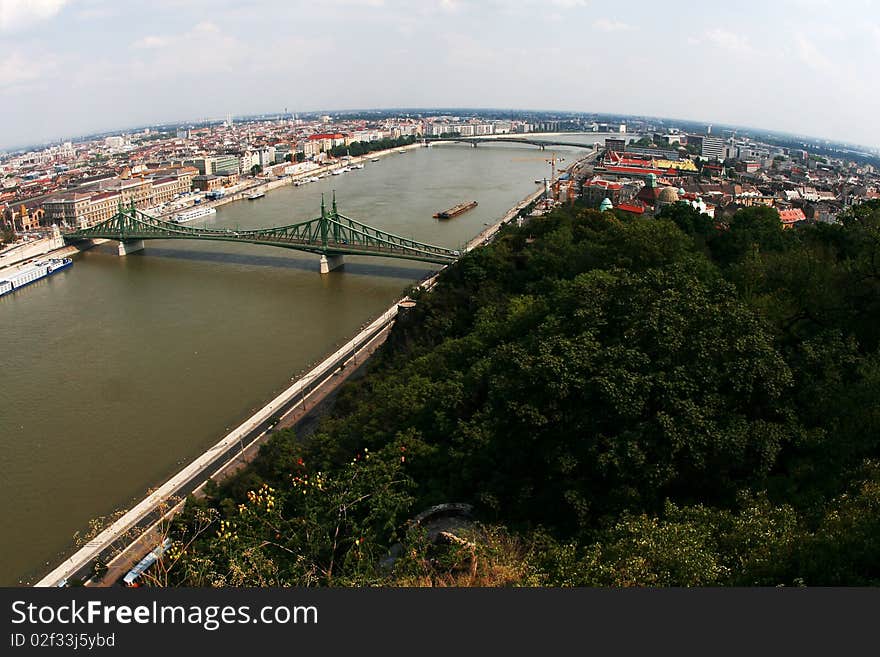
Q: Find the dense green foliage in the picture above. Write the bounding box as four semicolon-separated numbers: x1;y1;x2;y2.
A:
168;200;880;586
328;135;417;158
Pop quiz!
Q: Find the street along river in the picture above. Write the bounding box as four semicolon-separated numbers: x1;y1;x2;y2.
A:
0;135;610;584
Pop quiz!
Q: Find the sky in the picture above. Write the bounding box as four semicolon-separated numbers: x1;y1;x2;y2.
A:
1;0;878;150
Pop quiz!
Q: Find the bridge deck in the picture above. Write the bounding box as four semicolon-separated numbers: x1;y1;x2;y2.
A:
62;197;459;267
427;136;598;150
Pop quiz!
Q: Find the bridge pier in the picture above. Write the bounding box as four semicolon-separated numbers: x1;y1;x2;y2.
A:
319;254;345;274
117;239;145;256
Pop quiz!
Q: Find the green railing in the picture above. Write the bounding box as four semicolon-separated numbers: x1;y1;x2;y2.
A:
63;195;459;265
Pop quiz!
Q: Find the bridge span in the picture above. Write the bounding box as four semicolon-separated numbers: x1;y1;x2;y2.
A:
425;135;600;151
62;194;459;273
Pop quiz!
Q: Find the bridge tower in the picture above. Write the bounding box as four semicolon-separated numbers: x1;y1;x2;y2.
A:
62;194;459;273
117;202;144;256
318;192;344;274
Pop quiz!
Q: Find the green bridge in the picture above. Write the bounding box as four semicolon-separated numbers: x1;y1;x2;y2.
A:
63;194;460;273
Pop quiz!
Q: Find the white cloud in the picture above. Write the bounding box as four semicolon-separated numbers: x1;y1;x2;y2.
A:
688;28;755;55
0;51;56;87
192;21;220;34
0;0;69;31
705;28;752;53
593;19;635;32
127;23;242;77
321;0;385;5
131;22;223;50
794;33;832;73
132;35;169;49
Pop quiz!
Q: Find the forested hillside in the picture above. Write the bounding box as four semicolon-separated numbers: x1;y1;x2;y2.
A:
166;199;880;586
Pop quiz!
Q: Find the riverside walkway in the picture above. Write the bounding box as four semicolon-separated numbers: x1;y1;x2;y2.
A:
34;149;596;588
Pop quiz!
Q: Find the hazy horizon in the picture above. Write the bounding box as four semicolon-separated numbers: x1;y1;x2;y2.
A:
2;0;878;150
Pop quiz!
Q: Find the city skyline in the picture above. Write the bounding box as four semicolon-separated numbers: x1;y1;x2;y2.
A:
2;0;879;150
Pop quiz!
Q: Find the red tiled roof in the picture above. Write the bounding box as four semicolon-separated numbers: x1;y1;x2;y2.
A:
616;203;645;214
779;208;806;224
604;165;665;176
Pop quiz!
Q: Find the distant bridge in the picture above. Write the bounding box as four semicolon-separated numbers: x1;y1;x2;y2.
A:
425;136;599;151
63;194;460;273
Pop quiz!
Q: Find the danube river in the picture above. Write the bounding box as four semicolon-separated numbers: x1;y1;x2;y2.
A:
0;134;610;584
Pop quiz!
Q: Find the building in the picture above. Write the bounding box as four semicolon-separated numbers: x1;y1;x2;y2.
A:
654;186;681;213
217;173;239;186
42;170;193;227
779;207;806;228
2;203;45;231
239;153;257;173
82;191;123;225
214;155;240;175
256;147;276;168
274;144;292;163
300;139;322;158
44;191;117;227
192;157;215;176
654;132;682;146
735;160;762;174
605;138;626;153
680;193;716;219
615;201;646;216
192;175;223;192
149;177;181;205
307;133;346;152
582;177;637;207
690;135;725;160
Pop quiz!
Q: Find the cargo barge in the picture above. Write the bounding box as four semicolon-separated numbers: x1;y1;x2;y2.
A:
433;200;478;219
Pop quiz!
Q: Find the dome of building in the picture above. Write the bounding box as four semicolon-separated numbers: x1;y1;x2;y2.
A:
599;197;613;212
658;187;680;203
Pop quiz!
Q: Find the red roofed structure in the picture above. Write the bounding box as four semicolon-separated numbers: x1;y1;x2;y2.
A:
616;202;645;215
582;177;626;206
308;133;345;140
779;208;806;227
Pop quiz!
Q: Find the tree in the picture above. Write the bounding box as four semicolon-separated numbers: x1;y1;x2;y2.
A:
169;433;415;586
250;164;263;176
657;202;717;244
158;199;880;587
710;206;786;266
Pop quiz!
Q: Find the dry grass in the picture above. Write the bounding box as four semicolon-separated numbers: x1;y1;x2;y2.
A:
391;525;538;587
